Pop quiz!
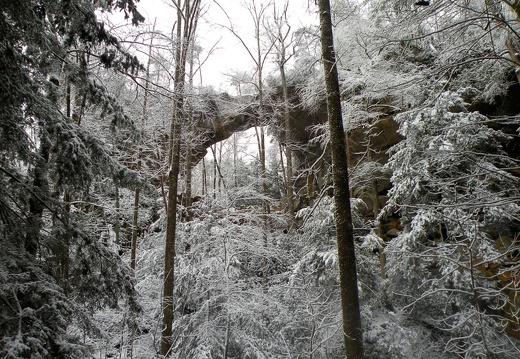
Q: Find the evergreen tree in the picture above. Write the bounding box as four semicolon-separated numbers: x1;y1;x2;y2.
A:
0;0;145;357
383;90;520;357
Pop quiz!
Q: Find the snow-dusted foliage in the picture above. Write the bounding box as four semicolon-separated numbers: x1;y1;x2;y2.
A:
292;196;449;358
93;192;432;358
6;0;520;357
0;1;145;357
383;90;520;358
92;193;298;358
172;212;291;358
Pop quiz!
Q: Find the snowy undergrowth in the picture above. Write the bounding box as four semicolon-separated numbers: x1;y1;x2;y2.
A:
90;191;468;358
89;197;297;358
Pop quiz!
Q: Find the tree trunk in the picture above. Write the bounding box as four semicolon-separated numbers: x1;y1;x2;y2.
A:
131;19;155;272
185;39;195;211
161;126;181;357
130;186;140;271
233;133;238;187
279;60;295;224
270;0;294;226
115;186;121;247
317;0;365;357
161;2;201;356
210;145;227;192
161;7;184;356
212;144;217;199
255;8;270;295
202;158;207;196
26;80;56;256
62;83;72;286
218;142;223;192
62;188;71;295
278;142;287;190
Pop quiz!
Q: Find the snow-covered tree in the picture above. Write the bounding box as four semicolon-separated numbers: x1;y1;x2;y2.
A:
383;89;520;358
0;0;145;357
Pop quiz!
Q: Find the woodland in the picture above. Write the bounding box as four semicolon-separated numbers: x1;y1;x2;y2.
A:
1;0;520;358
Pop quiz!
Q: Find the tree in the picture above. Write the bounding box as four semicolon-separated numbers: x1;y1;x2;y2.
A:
218;0;277;207
382;90;520;358
0;0;145;357
217;0;280;292
161;0;202;356
317;0;365;357
130;20;157;272
269;0;297;224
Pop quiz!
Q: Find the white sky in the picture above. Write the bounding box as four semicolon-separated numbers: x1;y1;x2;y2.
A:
135;0;318;92
104;0;318;168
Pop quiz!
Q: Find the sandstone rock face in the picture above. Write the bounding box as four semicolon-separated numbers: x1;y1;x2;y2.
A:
187;84;519;212
189;89;403;193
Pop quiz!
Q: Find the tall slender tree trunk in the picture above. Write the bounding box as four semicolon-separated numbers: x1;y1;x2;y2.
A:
26;79;56;256
184;39;196;211
202;158;207;196
253;14;271;292
280;62;295;224
131;20;156;271
161;7;184;356
317;0;364;357
271;0;294;226
161;122;181;357
210;145;226;192
218;142;223;192
278;142;287;189
62;190;71;291
62;83;73;287
115;186;121;247
212;144;217;199
233;133;238;187
161;2;201;356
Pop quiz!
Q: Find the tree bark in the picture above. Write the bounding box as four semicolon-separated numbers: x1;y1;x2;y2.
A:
233;133;238;187
130;186;140;270
161;5;184;356
161;2;201;356
161;124;181;357
202;158;207;196
280;54;295;224
26;80;56;256
317;0;365;357
115;186;121;247
131;19;155;271
184;38;196;210
212;144;217;198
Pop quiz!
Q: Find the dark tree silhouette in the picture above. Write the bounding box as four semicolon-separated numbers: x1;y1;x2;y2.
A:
317;0;364;357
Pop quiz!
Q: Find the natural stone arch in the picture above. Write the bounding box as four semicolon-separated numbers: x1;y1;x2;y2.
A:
187;88;404;199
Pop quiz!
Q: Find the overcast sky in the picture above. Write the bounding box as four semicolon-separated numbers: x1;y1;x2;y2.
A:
134;0;317;92
102;0;318;159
